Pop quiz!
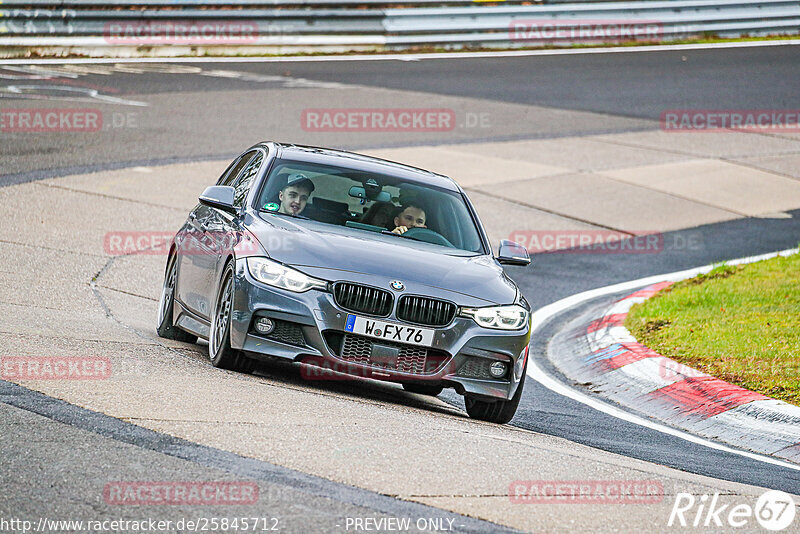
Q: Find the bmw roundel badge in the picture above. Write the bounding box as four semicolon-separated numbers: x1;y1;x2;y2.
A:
390;280;405;291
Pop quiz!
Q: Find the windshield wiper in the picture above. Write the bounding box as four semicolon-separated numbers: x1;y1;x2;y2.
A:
381;230;425;243
260;209;310;220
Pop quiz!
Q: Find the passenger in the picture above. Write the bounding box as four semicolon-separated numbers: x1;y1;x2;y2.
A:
360;201;397;229
278;173;315;216
391;202;427;235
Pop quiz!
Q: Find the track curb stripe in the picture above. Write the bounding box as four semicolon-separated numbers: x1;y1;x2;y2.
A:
567;280;800;463
648;377;769;418
528;248;800;471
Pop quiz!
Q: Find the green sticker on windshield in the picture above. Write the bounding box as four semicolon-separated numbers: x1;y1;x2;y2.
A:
263;202;279;211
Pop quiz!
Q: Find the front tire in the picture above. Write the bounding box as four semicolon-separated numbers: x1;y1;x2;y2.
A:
464;365;526;424
156;254;198;344
209;261;255;374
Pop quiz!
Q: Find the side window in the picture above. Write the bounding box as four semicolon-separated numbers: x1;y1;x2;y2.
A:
232;152;264;208
217;151;255;187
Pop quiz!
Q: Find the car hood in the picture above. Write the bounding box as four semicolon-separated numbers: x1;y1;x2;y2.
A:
246;213;518;305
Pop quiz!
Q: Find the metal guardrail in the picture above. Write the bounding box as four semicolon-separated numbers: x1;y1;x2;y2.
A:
0;0;797;54
384;0;800;46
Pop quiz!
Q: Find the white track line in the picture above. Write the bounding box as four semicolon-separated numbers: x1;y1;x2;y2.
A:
1;39;798;65
526;247;800;472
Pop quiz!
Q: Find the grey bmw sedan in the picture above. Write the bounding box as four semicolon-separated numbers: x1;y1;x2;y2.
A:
157;142;532;423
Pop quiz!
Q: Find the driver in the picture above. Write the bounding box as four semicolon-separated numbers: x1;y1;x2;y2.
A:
391;202;427;235
278;173;315;216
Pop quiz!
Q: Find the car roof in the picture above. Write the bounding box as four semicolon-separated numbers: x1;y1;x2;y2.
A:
261;142;461;193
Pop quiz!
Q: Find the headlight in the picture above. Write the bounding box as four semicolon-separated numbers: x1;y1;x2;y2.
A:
460;304;529;330
246;257;328;293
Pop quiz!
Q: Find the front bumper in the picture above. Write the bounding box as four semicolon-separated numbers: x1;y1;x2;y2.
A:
229;259;530;401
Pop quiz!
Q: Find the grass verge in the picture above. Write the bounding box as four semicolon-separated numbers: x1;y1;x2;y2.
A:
625;252;800;406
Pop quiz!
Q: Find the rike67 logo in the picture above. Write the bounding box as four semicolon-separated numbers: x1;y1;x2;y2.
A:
669;490;796;531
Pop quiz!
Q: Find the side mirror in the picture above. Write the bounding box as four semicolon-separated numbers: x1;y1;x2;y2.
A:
199;186;236;214
497;240;531;266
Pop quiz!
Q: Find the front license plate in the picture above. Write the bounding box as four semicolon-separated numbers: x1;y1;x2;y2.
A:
344;314;435;347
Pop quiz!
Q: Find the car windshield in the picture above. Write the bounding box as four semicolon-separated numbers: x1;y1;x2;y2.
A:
256;158;485;253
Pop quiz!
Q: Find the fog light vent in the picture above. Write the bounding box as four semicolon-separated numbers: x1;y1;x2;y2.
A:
254;317;275;335
489;361;508;378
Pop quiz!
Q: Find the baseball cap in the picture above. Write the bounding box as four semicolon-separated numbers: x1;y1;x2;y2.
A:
285;173;315;193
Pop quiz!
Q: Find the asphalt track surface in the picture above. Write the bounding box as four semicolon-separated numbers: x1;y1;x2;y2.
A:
230;46;800;120
2;44;800;530
3;45;800;183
